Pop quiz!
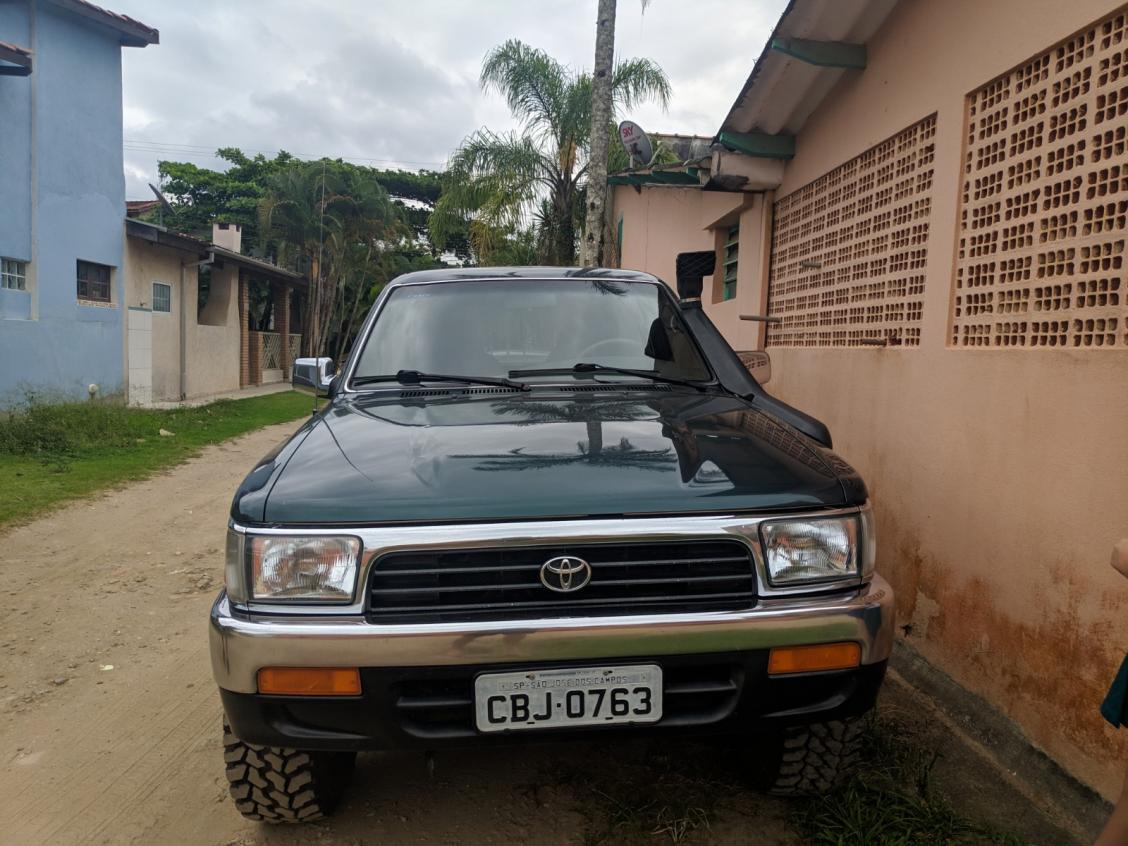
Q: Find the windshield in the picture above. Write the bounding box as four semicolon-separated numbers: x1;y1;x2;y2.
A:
351;279;712;385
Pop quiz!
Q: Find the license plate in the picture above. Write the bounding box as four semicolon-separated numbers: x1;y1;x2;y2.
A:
474;664;662;733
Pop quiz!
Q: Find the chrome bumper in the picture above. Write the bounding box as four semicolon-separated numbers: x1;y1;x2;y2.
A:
210;575;895;694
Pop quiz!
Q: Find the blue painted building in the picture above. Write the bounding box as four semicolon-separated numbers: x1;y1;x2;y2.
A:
0;0;156;402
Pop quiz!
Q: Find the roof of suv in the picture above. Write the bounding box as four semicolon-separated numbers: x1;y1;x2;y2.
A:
386;267;664;288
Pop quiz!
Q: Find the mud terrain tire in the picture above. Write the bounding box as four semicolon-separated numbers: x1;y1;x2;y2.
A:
223;720;356;822
766;717;865;795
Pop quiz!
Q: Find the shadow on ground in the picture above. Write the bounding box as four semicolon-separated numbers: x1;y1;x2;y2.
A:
227;674;1081;846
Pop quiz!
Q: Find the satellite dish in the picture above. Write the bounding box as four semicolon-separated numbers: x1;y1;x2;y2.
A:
149;182;174;215
618;120;653;168
148;182;175;227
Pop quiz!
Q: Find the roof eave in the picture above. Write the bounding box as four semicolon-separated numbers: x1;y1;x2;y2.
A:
125;219;306;284
210;246;306;284
0;41;32;75
48;0;159;47
125;218;209;255
717;0;899;139
607;165;706;188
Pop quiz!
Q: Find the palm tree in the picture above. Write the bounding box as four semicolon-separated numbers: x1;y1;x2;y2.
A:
260;161;402;358
431;39;670;266
580;0;618;267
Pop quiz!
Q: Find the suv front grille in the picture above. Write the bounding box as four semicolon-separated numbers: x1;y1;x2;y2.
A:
366;540;756;624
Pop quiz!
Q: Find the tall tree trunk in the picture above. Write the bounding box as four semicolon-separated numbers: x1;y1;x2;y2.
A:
553;182;576;265
580;0;617;267
306;252;322;356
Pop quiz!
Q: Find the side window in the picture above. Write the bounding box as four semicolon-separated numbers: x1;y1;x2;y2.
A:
152;282;172;313
77;260;112;303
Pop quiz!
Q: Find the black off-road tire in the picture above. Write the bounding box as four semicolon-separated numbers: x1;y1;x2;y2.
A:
765;717;865;796
222;720;356;823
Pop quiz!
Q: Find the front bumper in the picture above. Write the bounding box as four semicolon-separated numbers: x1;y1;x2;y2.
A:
221;653;888;751
210;574;895;694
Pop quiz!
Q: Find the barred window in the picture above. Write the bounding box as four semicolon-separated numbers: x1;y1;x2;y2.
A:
1;257;27;291
152;281;171;313
721;224;739;301
77;260;112;303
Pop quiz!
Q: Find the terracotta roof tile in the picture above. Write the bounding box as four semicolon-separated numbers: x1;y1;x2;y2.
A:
126;199;161;215
50;0;158;45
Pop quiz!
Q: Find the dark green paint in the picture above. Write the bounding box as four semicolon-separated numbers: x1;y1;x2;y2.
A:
607;168;701;187
234;391;857;526
769;37;867;69
716;131;796;160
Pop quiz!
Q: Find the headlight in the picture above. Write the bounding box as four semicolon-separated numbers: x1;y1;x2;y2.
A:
247;535;361;602
760;515;862;587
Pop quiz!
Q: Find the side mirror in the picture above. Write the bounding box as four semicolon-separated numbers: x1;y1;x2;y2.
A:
292;357;336;396
737;350;771;385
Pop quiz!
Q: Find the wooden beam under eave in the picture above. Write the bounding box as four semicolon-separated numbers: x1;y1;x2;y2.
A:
716;131;795;160
769;37;867;69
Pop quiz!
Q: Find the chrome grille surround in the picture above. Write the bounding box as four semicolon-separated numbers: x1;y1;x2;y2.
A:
230;506;871;617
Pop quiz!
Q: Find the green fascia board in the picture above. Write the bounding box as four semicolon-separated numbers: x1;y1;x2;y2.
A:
607;168;701;187
769;37;867;69
717;131;795;160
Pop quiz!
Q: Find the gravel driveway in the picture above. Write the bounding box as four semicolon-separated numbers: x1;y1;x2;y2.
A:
0;422;1082;845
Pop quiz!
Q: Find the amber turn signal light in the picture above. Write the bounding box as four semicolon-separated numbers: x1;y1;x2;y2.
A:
768;642;861;675
257;667;362;696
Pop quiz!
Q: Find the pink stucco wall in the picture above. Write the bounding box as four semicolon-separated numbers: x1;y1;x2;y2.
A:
613;0;1128;797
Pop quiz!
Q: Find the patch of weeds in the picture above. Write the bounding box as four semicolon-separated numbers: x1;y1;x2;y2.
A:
0;391;314;527
545;742;731;845
793;712;1024;846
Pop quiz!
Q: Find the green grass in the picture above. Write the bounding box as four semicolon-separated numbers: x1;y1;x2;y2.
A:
0;391;316;528
535;711;1025;846
794;713;1025;846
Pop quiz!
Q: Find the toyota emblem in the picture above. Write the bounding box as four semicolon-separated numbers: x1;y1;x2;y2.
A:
539;556;592;593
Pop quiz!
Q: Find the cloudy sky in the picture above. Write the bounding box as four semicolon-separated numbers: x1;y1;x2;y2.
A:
113;0;787;198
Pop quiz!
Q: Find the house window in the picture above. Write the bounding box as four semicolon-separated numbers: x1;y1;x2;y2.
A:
152;282;171;313
1;258;27;291
77;260;112;303
722;224;739;301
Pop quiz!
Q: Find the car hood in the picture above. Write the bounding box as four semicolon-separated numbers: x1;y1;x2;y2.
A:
240;390;864;525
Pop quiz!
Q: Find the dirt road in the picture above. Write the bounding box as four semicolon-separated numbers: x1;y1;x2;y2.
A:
0;422;1082;845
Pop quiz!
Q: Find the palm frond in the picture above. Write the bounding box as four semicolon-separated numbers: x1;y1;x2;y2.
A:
480;39;567;136
611;57;671;112
430;129;551;258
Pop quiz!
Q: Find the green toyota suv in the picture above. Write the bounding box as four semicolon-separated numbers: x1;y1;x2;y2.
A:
210;254;893;822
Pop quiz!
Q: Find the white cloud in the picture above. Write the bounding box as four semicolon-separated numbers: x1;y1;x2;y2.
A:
114;0;787;197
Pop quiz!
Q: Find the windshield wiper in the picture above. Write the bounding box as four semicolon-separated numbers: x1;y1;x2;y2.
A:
352;370;530;392
509;363;710;392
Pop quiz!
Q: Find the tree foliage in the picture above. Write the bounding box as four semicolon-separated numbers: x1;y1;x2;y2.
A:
151;148;452;357
156;149;451;257
158;148;294;256
257;159;446;359
430;39;670;266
